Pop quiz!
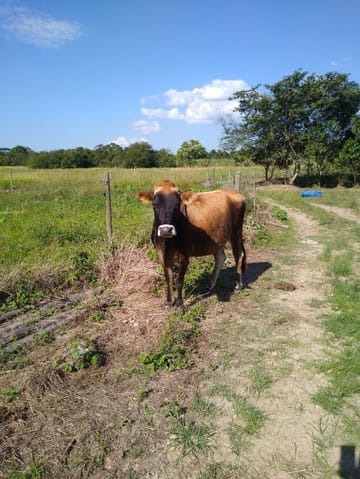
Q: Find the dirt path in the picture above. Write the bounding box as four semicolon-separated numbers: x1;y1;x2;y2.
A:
197;204;338;477
310;202;360;224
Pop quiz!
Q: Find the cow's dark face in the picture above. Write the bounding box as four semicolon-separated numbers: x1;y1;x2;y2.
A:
152;190;182;238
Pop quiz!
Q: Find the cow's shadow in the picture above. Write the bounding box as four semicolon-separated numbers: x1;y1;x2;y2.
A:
185;261;272;304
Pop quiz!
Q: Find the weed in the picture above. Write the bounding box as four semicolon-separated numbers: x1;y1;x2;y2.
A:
56;338;105;372
329;252;352;277
88;310;106;323
139;304;204;373
137;386;152;401
10;355;30;369
196;462;245;479
33;331;55;347
1;386;20;403
0;288;44;312
246;216;271;247
247;364;273;395
232;395;266;436
5;461;50;479
172;417;215;457
161;401;187;418
227;422;250;455
272;205;288;222
191;397;217;417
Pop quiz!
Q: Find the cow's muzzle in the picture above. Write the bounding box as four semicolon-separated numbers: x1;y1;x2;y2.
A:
157;224;177;238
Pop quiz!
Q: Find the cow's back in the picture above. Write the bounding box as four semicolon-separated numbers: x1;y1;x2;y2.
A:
180;189;245;254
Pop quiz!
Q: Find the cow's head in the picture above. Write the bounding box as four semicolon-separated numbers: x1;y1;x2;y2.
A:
137;180;182;239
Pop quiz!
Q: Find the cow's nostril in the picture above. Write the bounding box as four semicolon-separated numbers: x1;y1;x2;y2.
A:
158;224;177;237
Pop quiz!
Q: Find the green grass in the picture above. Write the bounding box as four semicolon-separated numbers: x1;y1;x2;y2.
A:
0;166;259;302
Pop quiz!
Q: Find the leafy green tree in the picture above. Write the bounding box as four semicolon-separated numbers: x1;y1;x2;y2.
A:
337;115;360;184
156;148;176;167
122;142;157;168
93;143;124;166
222;70;360;183
176;140;208;166
6;146;32;166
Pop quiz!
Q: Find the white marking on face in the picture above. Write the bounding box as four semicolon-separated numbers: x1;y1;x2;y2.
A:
157;224;177;238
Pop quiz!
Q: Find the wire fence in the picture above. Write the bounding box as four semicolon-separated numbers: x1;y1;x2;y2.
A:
0;168;260;254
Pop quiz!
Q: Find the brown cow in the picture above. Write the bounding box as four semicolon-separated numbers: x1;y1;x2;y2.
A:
137;180;247;307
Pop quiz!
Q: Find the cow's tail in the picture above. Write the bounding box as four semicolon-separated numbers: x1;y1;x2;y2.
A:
241;242;248;274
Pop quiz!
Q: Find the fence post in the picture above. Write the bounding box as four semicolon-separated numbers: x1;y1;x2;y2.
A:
234;171;240;191
104;172;114;251
253;173;257;214
9;172;13;191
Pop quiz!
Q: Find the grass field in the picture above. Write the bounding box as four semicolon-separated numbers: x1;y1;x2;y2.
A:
1;167;359;478
0;166;262;303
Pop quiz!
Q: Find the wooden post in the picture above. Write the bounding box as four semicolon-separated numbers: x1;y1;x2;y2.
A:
104;172;114;251
9;172;13;191
234;171;240;191
253;173;256;214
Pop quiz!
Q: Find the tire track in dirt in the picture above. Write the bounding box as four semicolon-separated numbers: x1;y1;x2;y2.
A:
199;204;339;478
247;206;337;477
309;202;360;224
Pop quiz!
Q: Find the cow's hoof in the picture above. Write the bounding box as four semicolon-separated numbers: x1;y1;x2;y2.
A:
162;302;172;310
234;283;242;293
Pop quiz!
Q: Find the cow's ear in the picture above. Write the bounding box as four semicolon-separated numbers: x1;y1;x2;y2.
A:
181;191;194;205
136;191;153;204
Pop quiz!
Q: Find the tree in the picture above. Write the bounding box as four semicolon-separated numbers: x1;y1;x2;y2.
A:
176;140;208;166
122;142;157;168
222;70;360;184
337;115;360;185
156;148;176;167
93;143;124;167
6;146;33;166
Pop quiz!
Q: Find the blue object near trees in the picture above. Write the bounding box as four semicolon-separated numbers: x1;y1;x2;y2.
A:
301;190;323;197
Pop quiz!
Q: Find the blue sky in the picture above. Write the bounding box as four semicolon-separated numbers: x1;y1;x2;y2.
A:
1;0;359;153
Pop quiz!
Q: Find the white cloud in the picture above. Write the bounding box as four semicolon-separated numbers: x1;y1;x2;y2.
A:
141;107;185;121
1;8;82;47
132;120;160;135
110;136;147;147
141;79;247;125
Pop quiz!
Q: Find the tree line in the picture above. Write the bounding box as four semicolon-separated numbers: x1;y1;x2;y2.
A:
0;141;230;169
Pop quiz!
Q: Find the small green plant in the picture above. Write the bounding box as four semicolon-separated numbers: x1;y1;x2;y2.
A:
172;417;215;457
247;216;271;247
34;331;55;347
88;310;106;323
137;386;152;400
1;386;20;403
272;206;288;222
5;461;49;479
73;250;97;283
0;288;44;313
58;339;104;372
191;397;217;417
139;304;204;373
196;462;245;479
161;401;187;418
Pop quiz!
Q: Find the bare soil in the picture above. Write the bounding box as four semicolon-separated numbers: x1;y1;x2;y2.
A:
0;205;350;478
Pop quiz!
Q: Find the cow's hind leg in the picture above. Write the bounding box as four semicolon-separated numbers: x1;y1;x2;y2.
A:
231;233;247;292
209;249;226;292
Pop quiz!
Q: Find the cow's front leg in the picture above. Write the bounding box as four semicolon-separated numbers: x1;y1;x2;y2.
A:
174;256;189;308
163;264;174;308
